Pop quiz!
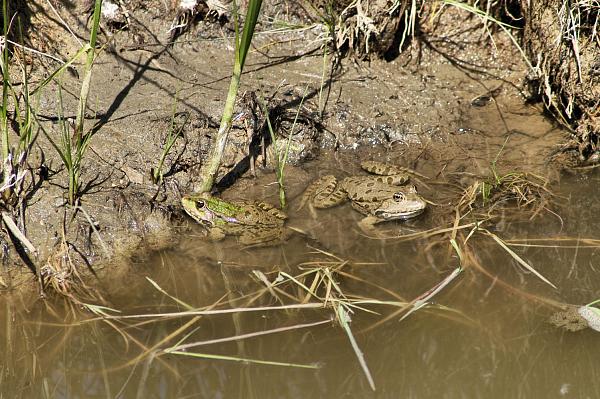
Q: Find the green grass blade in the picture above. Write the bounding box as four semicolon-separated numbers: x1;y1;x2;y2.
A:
238;0;263;69
31;45;89;96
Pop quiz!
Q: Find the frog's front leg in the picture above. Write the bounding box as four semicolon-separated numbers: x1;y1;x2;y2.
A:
361;161;410;185
361;161;408;176
357;215;383;234
207;227;226;241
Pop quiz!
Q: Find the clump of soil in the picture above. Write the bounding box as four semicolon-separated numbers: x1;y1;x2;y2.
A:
522;0;600;163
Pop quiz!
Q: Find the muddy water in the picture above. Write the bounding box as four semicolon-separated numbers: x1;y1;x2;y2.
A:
2;156;599;398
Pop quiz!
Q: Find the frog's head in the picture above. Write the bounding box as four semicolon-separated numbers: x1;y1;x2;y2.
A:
374;185;426;220
181;193;239;226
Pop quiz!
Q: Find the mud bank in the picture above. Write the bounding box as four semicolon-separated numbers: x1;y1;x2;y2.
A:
0;0;579;292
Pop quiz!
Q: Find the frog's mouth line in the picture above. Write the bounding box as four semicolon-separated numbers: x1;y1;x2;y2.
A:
186;206;241;227
375;208;425;220
200;213;239;227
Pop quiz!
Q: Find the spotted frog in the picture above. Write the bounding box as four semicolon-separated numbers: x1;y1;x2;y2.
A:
181;192;287;245
300;161;426;230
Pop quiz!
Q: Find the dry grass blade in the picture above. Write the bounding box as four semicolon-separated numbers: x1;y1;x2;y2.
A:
400;266;462;322
166;319;331;352
372;221;486;241
483;229;557;289
336;304;376;391
84;303;327;321
80;302;182;375
365;265;463;332
505;237;600;248
460;241;566;309
1;212;37;254
167;350;320;369
146;277;195;310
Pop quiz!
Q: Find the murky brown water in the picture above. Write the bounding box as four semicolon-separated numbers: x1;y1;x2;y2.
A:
2;155;599;398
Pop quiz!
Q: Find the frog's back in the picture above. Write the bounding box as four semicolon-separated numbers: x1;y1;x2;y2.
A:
232;202;286;226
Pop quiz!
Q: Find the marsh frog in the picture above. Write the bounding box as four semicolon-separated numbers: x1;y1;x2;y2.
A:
300;161;426;230
181;193;287;245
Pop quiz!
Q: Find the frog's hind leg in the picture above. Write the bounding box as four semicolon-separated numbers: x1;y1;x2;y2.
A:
239;227;284;246
313;183;346;208
361;161;407;175
299;175;346;210
255;201;287;220
361;161;410;185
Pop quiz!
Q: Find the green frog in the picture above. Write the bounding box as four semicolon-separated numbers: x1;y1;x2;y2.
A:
300;161;427;230
181;192;287;245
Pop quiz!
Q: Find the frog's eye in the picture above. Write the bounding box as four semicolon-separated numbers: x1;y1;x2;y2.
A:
393;192;405;202
196;200;205;208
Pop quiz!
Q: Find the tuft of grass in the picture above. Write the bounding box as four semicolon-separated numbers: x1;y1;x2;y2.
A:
33;0;103;205
557;0;600;85
78;250;465;380
199;0;263;193
39;85;94;206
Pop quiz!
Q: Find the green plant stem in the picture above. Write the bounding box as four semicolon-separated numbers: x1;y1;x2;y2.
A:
1;0;10;184
55;86;75;205
261;102;283;205
200;66;241;192
278;87;307;208
74;0;102;141
154;106;189;185
318;46;327;117
198;0;262;193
